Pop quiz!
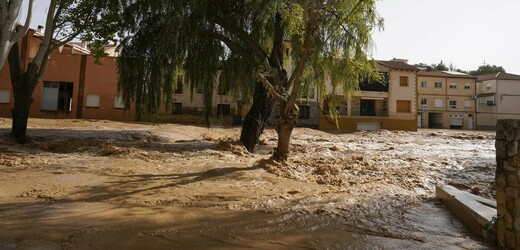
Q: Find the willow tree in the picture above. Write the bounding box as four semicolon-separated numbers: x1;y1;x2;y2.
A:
117;0;382;160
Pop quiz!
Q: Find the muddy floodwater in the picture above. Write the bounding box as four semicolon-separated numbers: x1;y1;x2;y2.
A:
0;118;495;249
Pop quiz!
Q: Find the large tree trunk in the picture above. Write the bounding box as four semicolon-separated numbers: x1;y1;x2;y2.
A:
11;81;33;143
240;82;275;152
273;105;298;161
10;63;39;144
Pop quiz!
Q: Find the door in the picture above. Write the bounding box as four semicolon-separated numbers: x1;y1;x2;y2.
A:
417;112;423;128
428;113;443;128
467;114;473;129
357;122;381;131
450;115;463;129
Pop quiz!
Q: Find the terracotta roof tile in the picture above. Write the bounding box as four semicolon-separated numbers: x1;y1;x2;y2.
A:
477;72;520;81
377;60;418;71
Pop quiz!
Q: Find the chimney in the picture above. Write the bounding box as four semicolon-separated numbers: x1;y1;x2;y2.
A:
37;25;44;33
391;58;409;64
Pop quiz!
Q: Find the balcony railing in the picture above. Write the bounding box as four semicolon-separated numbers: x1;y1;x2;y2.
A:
351;108;389;117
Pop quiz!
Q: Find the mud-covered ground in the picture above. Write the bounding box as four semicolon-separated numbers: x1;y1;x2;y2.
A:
0;118;495;249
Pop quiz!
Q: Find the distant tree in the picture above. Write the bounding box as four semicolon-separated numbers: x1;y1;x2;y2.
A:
8;0;118;143
454;68;469;74
0;0;33;74
431;60;448;71
469;64;505;76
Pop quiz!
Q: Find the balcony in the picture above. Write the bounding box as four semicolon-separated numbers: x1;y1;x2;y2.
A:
351;97;389;117
359;73;389;92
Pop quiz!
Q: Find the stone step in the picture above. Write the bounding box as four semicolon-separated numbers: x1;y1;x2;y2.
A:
436;184;496;243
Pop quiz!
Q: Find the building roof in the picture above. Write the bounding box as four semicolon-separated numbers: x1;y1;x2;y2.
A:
477;72;520;81
378;60;418;71
417;70;477;79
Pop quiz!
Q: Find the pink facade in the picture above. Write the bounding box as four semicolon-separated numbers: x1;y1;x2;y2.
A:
0;30;135;121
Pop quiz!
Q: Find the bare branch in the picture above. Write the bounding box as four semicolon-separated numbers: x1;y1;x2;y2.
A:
255;71;287;103
212;32;257;67
214;16;268;63
12;0;33;43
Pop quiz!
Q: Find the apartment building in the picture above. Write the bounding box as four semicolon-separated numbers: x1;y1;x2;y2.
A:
0;29;136;121
0;29;240;124
417;71;477;130
319;59;419;131
476;72;520;130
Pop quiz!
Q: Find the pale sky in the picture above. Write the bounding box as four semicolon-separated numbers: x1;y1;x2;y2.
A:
22;0;520;74
372;0;520;74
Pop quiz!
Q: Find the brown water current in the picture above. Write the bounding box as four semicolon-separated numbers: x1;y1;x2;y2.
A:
0;118;494;249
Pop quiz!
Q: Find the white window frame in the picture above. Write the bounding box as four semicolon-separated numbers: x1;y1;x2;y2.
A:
420;81;427;88
434;82;443;88
464;83;471;90
434;99;443;108
449;100;457;109
464;100;471;108
0;89;10;104
86;94;100;108
449;83;457;89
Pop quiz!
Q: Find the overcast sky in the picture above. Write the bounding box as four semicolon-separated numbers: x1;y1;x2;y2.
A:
21;0;520;74
372;0;520;73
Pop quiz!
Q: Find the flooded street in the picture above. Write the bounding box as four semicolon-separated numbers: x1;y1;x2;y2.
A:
0;118;494;249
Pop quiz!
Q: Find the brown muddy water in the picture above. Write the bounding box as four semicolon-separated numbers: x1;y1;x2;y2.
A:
0;118;494;249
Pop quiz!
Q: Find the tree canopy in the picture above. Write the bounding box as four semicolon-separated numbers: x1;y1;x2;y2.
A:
117;0;381;116
469;64;505;76
116;0;382;159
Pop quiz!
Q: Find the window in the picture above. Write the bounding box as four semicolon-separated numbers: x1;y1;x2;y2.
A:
434;99;443;108
41;81;73;111
399;76;408;86
449;83;457;89
396;100;411;113
217;104;231;117
464;100;471;108
175;76;183;94
486;82;492;90
434;82;443;88
479;96;496;106
173;102;183;115
420;81;427;88
420;98;427;109
464;83;471;90
86;94;100;108
0;89;10;103
449;100;457;109
114;96;125;109
299;105;310;119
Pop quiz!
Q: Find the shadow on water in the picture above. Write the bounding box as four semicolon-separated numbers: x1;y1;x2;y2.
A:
72;165;261;203
0;128;233;154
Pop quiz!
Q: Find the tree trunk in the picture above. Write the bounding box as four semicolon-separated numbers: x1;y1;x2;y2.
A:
10;64;39;144
240;81;275;152
273;108;297;161
11;82;33;143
